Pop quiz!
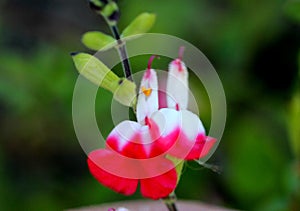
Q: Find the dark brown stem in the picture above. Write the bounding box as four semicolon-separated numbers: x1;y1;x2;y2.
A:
165;203;178;211
162;192;179;211
88;0;133;80
111;25;133;81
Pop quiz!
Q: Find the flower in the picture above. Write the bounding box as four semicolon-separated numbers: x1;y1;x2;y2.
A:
87;50;216;199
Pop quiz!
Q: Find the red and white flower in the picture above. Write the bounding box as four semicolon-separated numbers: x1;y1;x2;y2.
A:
87;51;216;199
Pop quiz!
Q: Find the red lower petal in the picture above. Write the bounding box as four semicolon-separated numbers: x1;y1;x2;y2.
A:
106;121;150;159
169;133;217;160
150;128;180;158
118;132;148;159
140;161;177;200
107;126;160;159
107;120;178;159
87;149;138;195
199;136;217;158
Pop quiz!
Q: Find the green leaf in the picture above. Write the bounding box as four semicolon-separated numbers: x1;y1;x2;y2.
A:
121;13;156;37
82;31;115;51
284;0;300;22
113;78;137;108
71;53;136;106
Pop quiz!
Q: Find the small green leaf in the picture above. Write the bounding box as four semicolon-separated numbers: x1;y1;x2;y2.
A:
71;53;136;106
122;13;156;37
82;31;115;51
71;52;118;90
88;0;120;25
101;1;119;24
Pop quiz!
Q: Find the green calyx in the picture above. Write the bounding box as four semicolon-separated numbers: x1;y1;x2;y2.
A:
166;155;185;185
101;2;119;19
89;0;120;25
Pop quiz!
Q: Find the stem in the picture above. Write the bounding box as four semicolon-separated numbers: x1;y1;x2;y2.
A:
110;24;133;81
165;203;178;211
88;0;133;80
162;192;179;211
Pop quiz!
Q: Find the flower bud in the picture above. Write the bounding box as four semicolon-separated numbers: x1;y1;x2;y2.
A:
88;0;120;24
166;52;189;110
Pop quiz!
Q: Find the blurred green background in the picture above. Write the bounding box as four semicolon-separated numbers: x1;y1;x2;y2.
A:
0;0;299;210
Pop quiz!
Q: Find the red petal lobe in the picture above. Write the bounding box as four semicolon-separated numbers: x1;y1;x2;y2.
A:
140;160;177;200
87;149;138;195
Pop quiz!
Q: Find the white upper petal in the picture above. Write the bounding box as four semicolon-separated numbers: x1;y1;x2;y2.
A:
166;59;189;110
180;110;205;140
107;120;155;156
151;108;205;140
150;108;180;137
108;120;143;149
136;69;159;124
151;109;208;160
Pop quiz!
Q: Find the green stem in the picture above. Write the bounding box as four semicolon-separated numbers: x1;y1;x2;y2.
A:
110;24;133;81
88;0;133;81
162;192;179;211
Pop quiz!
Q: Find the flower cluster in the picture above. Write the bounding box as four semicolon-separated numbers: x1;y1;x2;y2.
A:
87;49;216;200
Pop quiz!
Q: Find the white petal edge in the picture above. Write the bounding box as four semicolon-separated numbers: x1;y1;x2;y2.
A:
150;108;180;136
180;109;206;141
151;108;205;141
108;120;153;153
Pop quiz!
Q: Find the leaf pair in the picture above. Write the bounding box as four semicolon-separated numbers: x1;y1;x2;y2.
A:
71;53;136;107
72;12;156;107
82;13;156;51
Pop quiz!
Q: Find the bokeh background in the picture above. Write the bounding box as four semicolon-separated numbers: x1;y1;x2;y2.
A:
0;0;299;210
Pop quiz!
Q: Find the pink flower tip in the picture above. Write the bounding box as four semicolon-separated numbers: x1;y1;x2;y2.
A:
146;55;159;77
178;46;185;60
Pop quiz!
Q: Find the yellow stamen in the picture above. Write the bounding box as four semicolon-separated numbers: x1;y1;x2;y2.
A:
142;86;152;97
